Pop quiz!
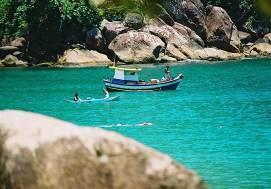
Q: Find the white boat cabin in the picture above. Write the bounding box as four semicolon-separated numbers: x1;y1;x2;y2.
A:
110;66;142;84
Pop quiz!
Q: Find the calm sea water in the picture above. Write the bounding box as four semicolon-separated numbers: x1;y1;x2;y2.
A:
0;59;271;188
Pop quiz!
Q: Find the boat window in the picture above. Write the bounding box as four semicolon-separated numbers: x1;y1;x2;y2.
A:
130;72;135;75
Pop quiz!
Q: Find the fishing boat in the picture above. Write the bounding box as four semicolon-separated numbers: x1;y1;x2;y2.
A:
104;66;184;92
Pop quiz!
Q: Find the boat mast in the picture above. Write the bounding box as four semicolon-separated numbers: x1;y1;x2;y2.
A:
113;54;117;67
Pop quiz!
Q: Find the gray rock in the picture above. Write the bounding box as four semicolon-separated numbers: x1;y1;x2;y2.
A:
254;38;265;44
10;37;26;49
158;6;175;26
160;55;178;62
58;48;112;67
1;38;11;46
173;23;205;47
35;62;53;67
86;28;107;53
100;19;129;45
142;21;204;60
164;0;207;41
124;13;144;30
194;48;242;61
242;42;254;53
263;33;271;44
1;54;27;67
109;31;165;63
0;46;18;59
12;51;24;59
248;43;271;56
206;6;241;53
71;43;85;49
0;110;207;189
238;31;252;44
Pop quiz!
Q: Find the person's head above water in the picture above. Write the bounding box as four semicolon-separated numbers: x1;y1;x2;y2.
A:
75;93;79;97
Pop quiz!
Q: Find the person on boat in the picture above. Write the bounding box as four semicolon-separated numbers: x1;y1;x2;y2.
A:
74;93;81;102
164;65;171;81
103;88;110;99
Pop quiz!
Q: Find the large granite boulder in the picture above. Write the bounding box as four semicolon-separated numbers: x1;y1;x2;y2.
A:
100;19;129;45
58;48;112;67
10;37;26;50
158;6;175;26
142;20;204;60
0;110;207;189
238;31;252;44
206;6;241;53
263;33;271;44
12;51;25;59
86;28;107;53
173;23;205;47
194;47;242;61
0;46;18;59
248;43;271;56
124;13;144;30
1;54;27;67
108;31;165;63
164;0;207;41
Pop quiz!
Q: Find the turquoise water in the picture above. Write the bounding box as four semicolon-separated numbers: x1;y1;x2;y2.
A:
0;59;271;188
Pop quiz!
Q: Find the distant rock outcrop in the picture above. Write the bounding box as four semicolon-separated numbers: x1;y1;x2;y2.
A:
142;20;204;60
158;6;175;26
124;13;144;30
100;19;129;45
164;0;207;41
109;31;165;63
194;48;242;61
0;37;27;66
1;54;27;67
0;46;18;59
238;31;252;44
58;48;112;66
248;43;271;56
86;28;107;53
10;37;26;50
263;33;271;44
0;110;207;189
206;6;241;53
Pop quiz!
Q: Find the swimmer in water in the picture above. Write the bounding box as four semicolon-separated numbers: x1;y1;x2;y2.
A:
103;88;110;99
74;93;81;102
137;122;152;126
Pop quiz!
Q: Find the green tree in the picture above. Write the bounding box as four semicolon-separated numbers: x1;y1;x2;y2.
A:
0;0;102;60
98;0;164;20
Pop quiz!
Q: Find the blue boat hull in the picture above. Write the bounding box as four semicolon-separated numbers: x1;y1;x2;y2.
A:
104;74;183;92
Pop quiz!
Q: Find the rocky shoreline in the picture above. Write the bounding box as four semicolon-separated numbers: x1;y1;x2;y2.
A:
1;0;271;68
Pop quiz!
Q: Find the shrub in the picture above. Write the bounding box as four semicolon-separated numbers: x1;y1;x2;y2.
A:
0;0;102;60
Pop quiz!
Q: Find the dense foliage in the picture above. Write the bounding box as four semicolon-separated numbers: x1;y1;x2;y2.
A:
98;0;163;21
0;0;101;59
